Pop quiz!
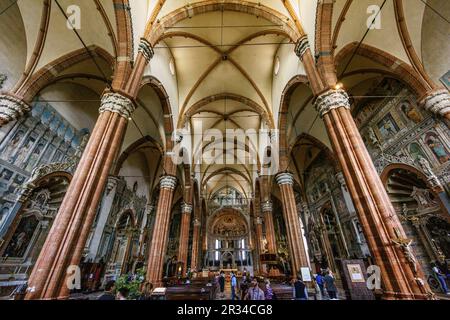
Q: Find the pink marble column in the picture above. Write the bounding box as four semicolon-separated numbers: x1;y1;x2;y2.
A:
146;175;177;287
26;93;135;300
275;172;310;276
178;202;193;275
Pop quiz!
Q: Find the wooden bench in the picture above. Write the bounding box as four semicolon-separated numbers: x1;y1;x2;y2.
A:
165;284;214;300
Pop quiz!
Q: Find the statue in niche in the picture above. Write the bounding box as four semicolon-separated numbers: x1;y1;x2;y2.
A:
411;187;429;207
262;237;268;253
14;138;34;167
418;156;435;178
3;215;39;258
427;217;450;259
25;144;44;172
0;206;10;225
425;133;450;164
0;169;12;196
399;100;422;124
368;127;379;146
1;130;24;162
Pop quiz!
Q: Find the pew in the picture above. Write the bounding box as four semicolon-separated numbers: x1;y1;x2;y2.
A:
165;285;214;300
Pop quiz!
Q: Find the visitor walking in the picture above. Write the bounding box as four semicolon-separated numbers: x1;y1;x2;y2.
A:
240;276;249;300
116;287;129;300
97;280;116;300
264;279;274;300
293;275;308;300
324;270;338;300
219;271;225;297
245;279;265;300
231;271;238;300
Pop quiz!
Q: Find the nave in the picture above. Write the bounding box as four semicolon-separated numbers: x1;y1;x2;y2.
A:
0;0;449;301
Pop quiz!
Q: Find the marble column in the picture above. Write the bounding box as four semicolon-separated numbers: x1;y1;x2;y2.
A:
146;175;177;287
190;217;201;272
275;172;310;276
261;200;281;276
25;92;135;300
178;202;193;275
261;201;277;254
316;89;432;299
254;216;264;273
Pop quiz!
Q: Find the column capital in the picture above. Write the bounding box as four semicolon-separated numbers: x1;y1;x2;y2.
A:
261;200;273;213
99;93;135;119
138;38;154;63
193;218;201;227
159;175;177;190
314;89;351;118
106;176;120;194
255;216;263;225
421;89;450;117
145;203;156;215
0;94;31;125
275;172;294;186
181;202;193;214
294;35;310;60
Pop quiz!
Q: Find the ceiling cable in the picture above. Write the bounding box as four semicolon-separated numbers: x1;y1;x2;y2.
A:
419;0;450;24
0;0;17;16
339;0;388;78
54;0;112;89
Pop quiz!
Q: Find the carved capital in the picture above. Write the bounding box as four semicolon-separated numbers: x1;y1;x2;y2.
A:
106;176;120;194
421;90;450;117
99;93;135;119
138;38;154;63
159;175;177;190
294;35;310;60
255;216;263;225
261;201;273;213
314;89;351;118
145;203;155;215
275;172;294;186
193;218;201;227
181;202;193;214
0;94;31;125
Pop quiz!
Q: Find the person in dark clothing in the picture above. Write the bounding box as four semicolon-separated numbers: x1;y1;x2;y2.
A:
323;271;338;300
97;280;116;300
240;277;249;300
293;275;308;300
219;271;225;294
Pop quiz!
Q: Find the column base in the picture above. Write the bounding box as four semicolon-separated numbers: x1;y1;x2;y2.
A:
381;291;434;300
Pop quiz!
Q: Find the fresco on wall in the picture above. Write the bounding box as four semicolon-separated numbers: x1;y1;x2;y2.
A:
439;70;450;90
398;100;422;124
377;113;399;140
409;143;428;161
425;132;450;164
0;98;89;232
